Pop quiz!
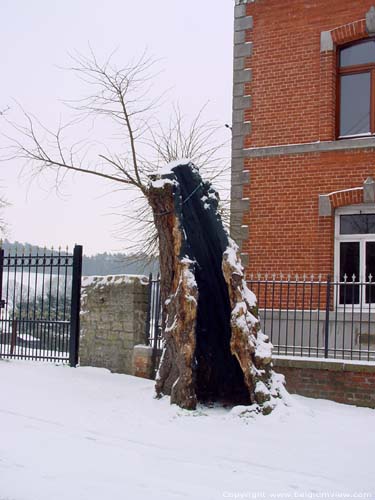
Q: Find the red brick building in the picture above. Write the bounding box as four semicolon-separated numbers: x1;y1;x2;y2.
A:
230;1;375;406
231;0;375;284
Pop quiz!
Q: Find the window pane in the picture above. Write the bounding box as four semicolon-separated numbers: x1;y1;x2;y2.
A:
366;241;375;303
340;214;375;234
340;73;371;136
340;40;375;67
339;242;360;304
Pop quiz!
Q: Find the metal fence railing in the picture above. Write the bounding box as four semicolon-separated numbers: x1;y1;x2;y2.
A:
145;274;162;375
248;274;375;361
145;274;375;368
0;245;82;365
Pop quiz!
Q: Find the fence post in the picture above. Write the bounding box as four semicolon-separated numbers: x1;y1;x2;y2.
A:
324;274;331;359
10;319;17;356
0;247;4;310
151;274;161;376
144;273;153;345
69;245;83;367
0;247;3;357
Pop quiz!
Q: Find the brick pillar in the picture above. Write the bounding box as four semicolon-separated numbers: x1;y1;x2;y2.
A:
132;345;154;379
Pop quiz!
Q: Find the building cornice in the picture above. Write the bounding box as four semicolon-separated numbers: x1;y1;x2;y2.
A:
243;137;375;158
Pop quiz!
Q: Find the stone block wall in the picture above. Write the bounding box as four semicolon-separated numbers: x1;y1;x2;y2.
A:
274;357;375;408
80;275;149;374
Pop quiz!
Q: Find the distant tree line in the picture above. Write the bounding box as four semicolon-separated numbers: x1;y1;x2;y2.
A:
0;240;159;276
83;252;159;276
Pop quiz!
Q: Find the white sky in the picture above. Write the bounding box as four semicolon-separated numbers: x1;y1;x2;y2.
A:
0;1;234;255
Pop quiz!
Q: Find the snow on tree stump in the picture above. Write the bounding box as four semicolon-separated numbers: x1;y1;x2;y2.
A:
147;162;287;414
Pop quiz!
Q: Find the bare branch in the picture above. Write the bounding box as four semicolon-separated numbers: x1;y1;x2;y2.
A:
1;48;230;255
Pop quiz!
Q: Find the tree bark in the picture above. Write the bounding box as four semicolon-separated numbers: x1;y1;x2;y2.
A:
148;162;286;414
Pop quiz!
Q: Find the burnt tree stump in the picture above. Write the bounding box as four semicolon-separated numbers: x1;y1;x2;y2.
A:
148;162;286;414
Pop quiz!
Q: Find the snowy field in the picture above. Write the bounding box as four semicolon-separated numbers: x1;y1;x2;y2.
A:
0;361;374;500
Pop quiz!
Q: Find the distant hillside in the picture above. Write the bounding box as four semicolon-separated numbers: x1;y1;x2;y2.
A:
0;240;159;277
83;252;159;276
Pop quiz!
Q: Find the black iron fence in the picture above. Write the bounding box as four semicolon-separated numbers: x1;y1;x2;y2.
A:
145;274;162;374
0;245;82;365
248;274;375;361
146;274;375;364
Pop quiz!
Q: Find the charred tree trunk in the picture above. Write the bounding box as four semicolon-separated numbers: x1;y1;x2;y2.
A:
148;162;286;414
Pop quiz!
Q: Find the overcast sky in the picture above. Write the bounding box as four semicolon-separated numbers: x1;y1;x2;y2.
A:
1;1;234;255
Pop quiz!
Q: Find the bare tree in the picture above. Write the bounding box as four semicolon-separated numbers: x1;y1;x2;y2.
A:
3;50;228;254
2;51;286;413
0;197;9;237
0;106;11;235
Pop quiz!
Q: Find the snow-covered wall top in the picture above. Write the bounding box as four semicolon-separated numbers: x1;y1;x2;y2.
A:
82;274;149;290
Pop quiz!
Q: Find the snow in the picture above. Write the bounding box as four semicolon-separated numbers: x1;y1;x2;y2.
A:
273;355;375;367
181;257;196;279
133;344;153;351
223;238;243;276
244;140;321;152
0;346;67;359
326;186;363;197
180;257;198;304
232;301;258;327
149;160;198;189
223;238;256;308
157;158;193;174
1;360;374;500
255;380;268;395
242;283;257;308
255;331;273;361
201;191;218;210
17;333;40;342
150;178;177;189
82;274;149;288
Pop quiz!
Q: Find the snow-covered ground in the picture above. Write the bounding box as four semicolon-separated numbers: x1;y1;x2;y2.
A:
0;361;374;500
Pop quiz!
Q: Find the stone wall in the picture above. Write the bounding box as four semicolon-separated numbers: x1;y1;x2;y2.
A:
80;275;149;374
274;357;375;409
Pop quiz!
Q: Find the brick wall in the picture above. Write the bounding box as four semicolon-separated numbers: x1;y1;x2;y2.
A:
231;0;375;275
243;149;375;276
244;0;373;148
274;357;375;408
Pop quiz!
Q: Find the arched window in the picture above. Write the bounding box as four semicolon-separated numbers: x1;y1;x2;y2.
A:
338;38;375;138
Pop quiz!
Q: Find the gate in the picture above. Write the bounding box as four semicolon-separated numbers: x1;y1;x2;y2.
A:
0;244;83;366
145;274;162;376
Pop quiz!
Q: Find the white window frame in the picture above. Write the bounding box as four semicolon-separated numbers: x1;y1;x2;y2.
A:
334;204;375;308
